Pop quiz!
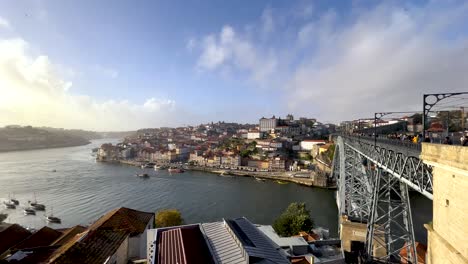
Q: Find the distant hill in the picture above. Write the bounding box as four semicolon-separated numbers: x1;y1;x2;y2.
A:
40;127;103;140
0;126;92;152
98;131;135;139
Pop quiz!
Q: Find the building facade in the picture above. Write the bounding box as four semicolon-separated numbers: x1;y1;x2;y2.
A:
259;116;278;132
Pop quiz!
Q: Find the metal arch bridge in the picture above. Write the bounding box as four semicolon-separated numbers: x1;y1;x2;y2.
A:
331;135;433;263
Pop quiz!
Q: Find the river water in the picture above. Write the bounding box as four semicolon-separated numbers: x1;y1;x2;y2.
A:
0;139;432;242
0;139;339;235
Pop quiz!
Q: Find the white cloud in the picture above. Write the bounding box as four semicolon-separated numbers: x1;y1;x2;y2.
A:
193;1;468;122
196;25;277;86
92;64;118;79
0;38;186;131
287;2;468;121
0;16;12;30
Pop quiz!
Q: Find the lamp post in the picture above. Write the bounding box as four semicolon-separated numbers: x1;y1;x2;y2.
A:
422;92;468;138
374;111;422;148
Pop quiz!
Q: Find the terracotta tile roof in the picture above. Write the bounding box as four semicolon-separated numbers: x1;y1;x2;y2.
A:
6;245;60;264
49;230;128;264
12;226;62;250
51;225;87;246
0;223;31;255
88;207;154;236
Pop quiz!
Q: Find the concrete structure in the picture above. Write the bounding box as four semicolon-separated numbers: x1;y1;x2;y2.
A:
339;216;386;261
421;143;468;264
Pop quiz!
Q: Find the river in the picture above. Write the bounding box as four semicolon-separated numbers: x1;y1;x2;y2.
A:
0;139;432;242
0;139;339;235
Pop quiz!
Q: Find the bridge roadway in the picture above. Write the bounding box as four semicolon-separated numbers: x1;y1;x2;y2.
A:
336;134;433;200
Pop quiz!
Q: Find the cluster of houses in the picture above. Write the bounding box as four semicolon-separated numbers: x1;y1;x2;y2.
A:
97;116;336;173
0;206;345;264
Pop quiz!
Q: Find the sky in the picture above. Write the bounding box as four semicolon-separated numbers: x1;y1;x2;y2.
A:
0;0;467;131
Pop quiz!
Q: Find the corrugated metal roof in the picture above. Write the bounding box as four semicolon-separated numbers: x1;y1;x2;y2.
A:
202;222;247;264
226;218;290;264
157;228;187;264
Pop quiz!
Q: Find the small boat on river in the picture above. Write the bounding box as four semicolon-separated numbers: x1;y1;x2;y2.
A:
136;173;149;178
24;208;36;215
6;193;19;205
29;193;46;211
255;177;266;182
276;180;289;185
46;207;61;223
168;167;184;173
3;202;16;209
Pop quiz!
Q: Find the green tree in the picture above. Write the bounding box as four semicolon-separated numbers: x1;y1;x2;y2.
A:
155;209;184;227
273;202;313;237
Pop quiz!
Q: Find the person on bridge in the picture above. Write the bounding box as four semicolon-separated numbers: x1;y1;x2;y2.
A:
462;136;468;146
443;136;453;145
424;135;431;143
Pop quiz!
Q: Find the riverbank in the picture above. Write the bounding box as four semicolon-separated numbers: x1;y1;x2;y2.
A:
187;165;333;188
113;159;334;188
0;141;91;153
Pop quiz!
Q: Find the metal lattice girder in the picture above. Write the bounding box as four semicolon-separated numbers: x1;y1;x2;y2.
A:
342;136;433;200
366;170;417;263
333;136;373;220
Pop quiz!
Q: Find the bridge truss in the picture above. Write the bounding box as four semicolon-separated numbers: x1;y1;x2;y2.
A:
332;135;433;263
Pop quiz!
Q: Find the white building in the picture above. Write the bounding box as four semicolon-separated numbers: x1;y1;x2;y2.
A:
259;116;278;132
299;140;326;151
247;130;261;139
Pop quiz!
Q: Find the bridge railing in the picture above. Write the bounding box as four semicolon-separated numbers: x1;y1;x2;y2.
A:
333;133;422;153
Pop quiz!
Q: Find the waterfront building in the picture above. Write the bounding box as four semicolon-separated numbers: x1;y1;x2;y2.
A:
269;156;286;171
97;143;121;162
146;217;290;264
247;159;270;170
259;116;278;132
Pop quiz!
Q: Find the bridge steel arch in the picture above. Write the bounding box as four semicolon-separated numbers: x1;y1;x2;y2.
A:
332;135;433;263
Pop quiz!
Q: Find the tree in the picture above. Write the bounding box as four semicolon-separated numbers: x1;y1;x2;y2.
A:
272;202;313;237
155;209;184;227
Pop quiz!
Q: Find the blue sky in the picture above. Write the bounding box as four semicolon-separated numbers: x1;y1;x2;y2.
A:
0;0;467;130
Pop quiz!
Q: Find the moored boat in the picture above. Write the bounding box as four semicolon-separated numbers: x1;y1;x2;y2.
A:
24;208;36;215
255;177;266;182
275;180;289;185
32;204;46;211
7;193;19;205
29;193;46;211
46;207;61;223
3;202;16;209
168;167;184;173
136;173;149;178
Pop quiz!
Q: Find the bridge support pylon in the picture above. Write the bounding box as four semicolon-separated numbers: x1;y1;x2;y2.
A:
365;169;418;263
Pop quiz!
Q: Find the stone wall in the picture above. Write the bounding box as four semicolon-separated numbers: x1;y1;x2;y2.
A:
421;143;468;264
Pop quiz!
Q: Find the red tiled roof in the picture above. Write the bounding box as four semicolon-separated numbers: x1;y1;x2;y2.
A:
52;225;87;246
12;226;62;250
0;223;31;255
49;230;128;264
88;207;154;236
